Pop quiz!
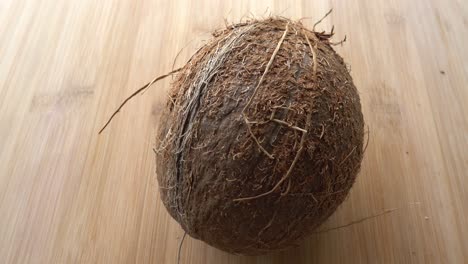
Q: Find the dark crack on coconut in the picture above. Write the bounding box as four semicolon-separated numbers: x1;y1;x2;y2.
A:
155;18;364;255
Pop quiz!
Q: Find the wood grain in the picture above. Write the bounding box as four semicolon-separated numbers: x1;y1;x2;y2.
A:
1;0;467;263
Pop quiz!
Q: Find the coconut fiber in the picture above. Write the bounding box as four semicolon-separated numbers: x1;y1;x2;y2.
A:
155;17;364;255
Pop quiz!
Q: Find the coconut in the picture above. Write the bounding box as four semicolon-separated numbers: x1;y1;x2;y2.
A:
155;17;364;255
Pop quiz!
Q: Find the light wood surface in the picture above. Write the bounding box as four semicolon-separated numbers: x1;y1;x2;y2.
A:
1;0;467;263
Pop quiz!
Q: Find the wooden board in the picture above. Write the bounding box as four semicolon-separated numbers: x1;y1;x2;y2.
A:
1;0;467;263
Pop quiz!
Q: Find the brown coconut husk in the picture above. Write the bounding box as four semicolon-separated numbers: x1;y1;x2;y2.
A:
155;16;364;255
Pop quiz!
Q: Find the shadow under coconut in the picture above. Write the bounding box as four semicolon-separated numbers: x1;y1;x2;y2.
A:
197;216;351;264
199;147;400;263
193;199;365;264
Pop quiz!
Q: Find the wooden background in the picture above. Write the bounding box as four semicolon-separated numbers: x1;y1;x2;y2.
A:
0;0;467;263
